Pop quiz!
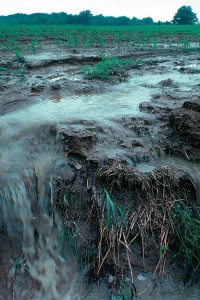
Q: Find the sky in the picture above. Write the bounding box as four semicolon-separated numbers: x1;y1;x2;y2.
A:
1;0;200;22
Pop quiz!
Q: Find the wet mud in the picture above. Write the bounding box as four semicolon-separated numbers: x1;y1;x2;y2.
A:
0;42;200;299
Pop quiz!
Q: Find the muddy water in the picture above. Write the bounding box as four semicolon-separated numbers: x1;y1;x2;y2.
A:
2;66;200;126
0;60;200;299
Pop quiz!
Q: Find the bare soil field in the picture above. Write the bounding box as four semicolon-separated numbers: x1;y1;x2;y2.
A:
0;38;200;299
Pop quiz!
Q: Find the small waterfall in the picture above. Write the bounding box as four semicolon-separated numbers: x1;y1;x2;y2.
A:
0;156;108;299
0;118;110;300
1;173;76;299
3;181;34;250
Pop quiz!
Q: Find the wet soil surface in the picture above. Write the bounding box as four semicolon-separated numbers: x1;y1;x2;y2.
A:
1;47;200;161
0;43;200;299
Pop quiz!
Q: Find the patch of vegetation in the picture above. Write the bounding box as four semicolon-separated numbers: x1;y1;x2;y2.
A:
173;6;198;25
0;24;199;55
171;203;200;284
81;57;142;82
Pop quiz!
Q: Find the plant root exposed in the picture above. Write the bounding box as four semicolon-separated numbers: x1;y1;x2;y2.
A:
54;149;199;296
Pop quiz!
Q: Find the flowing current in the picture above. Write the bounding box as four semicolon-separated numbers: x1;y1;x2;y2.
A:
0;64;200;299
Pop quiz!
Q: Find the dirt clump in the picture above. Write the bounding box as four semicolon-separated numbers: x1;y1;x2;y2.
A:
62;128;98;157
168;99;200;160
158;78;177;87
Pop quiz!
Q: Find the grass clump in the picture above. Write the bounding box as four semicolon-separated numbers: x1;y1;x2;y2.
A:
81;56;142;82
171;203;200;284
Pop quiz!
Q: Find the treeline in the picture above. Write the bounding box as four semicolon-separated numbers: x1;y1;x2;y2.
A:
0;11;171;26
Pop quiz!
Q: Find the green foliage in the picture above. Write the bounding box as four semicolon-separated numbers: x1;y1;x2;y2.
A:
99;35;106;50
104;189;117;227
173;6;199;25
81;57;142;82
31;38;42;54
172;203;200;283
78;10;92;25
0;8;196;26
1;66;26;89
142;17;154;25
53;37;63;52
0;11;133;26
0;24;200;54
13;49;26;68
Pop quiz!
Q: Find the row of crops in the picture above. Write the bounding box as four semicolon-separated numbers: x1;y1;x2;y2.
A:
0;24;200;54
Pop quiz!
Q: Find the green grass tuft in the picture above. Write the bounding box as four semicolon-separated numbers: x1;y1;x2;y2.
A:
172;203;200;283
81;57;142;82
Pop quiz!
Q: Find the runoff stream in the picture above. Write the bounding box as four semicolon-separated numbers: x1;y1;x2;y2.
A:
0;61;200;299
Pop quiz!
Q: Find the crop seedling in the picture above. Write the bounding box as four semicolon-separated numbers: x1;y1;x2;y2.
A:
56;37;62;52
84;36;94;49
13;49;23;67
153;36;157;49
26;38;41;54
99;35;106;51
0;24;200;55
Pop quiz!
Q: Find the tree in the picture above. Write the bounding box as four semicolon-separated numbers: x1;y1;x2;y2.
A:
172;6;198;25
116;16;130;26
129;17;142;26
91;14;106;26
141;17;154;25
78;10;92;25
